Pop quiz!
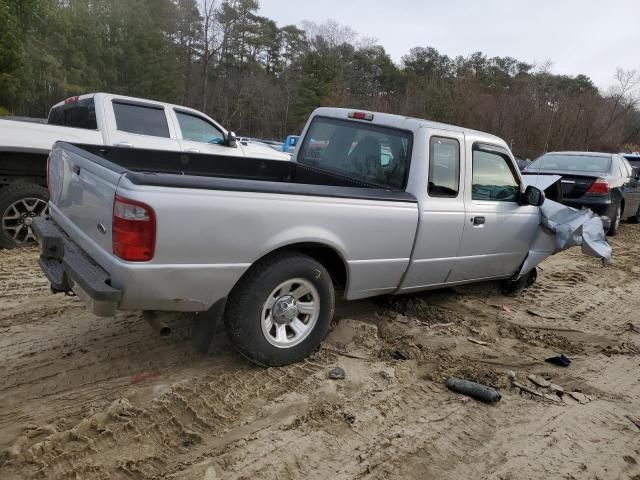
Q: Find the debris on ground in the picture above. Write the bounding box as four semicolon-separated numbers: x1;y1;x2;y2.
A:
545;354;572;367
390;350;410;360
526;308;564;320
568;392;592;404
527;373;551;388
468;337;490;346
328;367;346;380
446;377;502;403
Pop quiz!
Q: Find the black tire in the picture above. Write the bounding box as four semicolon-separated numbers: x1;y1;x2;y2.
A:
224;252;335;367
607;203;621;236
501;267;537;296
0;183;49;249
629;205;640;224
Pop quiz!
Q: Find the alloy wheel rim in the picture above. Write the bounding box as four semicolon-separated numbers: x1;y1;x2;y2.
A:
261;278;320;349
2;198;48;245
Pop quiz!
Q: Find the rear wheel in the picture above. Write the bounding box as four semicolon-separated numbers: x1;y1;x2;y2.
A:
607;203;621;236
0;183;49;249
224;252;335;367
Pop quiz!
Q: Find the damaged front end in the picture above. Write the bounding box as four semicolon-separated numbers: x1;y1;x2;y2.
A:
516;175;612;279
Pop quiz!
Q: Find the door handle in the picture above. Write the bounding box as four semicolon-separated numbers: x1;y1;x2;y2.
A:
72;165;80;175
184;148;200;154
115;141;132;148
472;216;486;226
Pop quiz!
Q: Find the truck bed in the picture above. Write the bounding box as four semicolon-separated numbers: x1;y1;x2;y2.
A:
73;143;415;202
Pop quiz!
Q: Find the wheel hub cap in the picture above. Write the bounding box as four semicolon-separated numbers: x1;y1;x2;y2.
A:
272;295;298;324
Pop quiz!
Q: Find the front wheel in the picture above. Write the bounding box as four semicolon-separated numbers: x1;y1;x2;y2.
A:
607;203;621;236
224;252;335;367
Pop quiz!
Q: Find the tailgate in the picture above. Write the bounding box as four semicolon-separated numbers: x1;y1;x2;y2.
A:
48;143;125;254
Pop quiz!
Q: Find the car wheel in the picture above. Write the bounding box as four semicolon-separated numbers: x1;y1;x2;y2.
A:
501;267;537;296
224;252;335;367
607;203;621;236
0;183;49;249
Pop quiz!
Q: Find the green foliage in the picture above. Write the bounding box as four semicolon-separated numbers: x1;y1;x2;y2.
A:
1;1;638;152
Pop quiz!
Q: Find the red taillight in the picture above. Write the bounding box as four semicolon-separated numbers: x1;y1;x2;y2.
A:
348;111;374;121
64;96;80;105
585;178;610;196
112;195;156;261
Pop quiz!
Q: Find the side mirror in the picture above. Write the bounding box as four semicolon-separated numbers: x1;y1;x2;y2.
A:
522;185;545;207
226;131;237;148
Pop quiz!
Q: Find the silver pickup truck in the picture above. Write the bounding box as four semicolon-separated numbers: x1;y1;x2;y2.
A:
34;108;549;366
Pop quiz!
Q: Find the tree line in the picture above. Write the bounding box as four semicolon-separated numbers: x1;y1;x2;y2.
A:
1;0;639;158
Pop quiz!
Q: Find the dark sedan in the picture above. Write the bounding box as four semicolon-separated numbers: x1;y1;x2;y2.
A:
524;152;640;235
622;153;640;170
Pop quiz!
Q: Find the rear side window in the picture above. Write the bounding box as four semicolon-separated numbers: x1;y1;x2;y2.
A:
48;98;97;129
113;101;170;138
472;148;520;202
428;137;460;197
175;111;224;144
297;117;412;190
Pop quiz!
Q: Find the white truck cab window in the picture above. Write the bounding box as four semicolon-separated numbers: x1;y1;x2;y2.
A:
472;149;519;202
113;102;170;138
176;111;225;145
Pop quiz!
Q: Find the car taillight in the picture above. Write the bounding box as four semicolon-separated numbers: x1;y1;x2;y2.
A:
112;195;156;261
348;111;374;121
64;96;80;104
585;178;610;196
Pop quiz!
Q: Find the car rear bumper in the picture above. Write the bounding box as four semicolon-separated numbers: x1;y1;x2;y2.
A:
561;197;616;218
33;216;122;316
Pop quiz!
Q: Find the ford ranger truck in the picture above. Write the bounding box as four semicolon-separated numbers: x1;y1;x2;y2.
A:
0;93;289;248
33;107;547;367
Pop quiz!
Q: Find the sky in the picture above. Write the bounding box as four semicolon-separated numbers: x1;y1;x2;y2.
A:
258;0;640;90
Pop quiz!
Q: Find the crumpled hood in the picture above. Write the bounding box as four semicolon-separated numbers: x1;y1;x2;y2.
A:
240;141;290;161
518;176;613;277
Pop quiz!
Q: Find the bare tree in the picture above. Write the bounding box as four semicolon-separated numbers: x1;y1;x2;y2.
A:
199;0;220;111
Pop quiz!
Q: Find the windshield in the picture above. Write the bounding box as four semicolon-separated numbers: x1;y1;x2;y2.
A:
527;154;611;174
297;117;412;190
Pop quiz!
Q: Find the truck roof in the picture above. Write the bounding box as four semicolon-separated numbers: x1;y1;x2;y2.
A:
311;107;507;146
49;93;229;135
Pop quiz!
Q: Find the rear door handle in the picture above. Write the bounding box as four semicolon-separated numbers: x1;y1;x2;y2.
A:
115;141;132;148
184;148;200;154
472;216;486;226
72;165;80;175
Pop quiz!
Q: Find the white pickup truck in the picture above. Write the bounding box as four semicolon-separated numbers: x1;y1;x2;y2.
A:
0;93;289;248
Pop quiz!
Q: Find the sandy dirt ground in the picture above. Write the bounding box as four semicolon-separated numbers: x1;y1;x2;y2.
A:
1;225;639;479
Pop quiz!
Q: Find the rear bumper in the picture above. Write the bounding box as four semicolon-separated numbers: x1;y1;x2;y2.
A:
33;217;121;316
561;197;616;218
